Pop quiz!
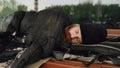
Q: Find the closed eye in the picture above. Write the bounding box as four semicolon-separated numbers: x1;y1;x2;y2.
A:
75;29;79;34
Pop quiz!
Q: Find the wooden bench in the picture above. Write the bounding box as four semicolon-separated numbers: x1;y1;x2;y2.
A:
42;29;120;68
41;59;120;68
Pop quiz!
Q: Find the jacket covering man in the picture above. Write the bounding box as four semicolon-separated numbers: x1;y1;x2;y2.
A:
0;9;71;67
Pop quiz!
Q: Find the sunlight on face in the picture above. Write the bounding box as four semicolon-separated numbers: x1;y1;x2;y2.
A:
68;24;82;44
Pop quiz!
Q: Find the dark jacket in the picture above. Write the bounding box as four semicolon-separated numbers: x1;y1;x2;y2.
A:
26;9;71;58
2;9;71;66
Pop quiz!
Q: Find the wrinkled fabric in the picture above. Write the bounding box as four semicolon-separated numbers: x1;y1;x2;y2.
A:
7;11;26;37
0;9;72;67
27;9;71;58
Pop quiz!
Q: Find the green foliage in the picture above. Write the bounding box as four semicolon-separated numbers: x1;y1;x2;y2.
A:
0;7;15;17
0;0;27;17
47;3;120;29
17;5;27;11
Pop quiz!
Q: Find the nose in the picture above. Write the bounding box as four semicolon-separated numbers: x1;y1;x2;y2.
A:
71;32;80;38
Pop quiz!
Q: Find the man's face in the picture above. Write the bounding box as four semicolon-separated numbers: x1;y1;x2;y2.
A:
65;25;82;44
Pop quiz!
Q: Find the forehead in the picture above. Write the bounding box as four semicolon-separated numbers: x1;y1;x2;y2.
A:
66;24;80;30
69;26;79;30
69;25;80;31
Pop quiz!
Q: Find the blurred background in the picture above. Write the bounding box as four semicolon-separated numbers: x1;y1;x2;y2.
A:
0;0;120;29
